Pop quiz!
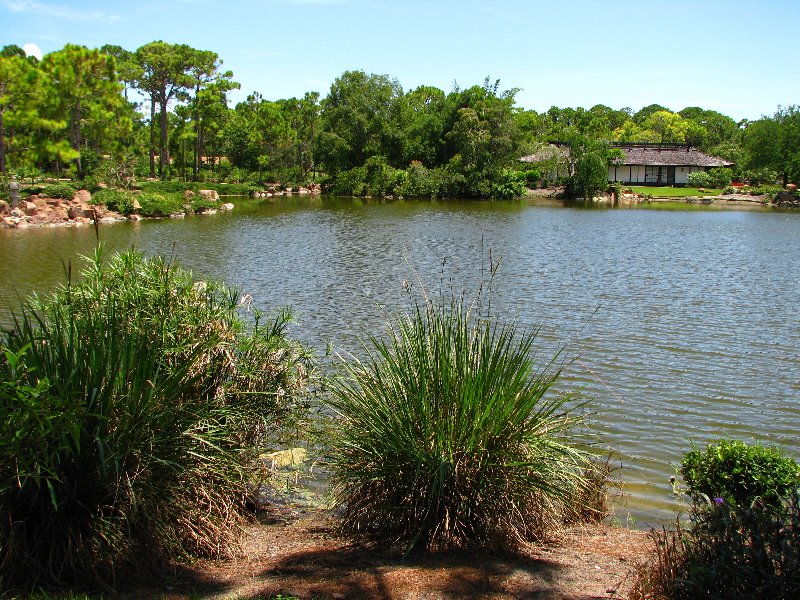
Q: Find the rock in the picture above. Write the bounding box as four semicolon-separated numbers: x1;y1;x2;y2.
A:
298;188;309;195
128;214;142;221
220;203;234;211
201;209;217;215
198;189;219;201
1;217;16;228
0;200;9;214
183;190;195;199
100;216;118;223
67;205;82;219
697;187;705;193
169;212;185;219
46;197;62;206
132;198;141;211
24;201;38;216
74;189;91;203
15;219;28;229
82;207;99;219
10;208;24;218
786;183;797;191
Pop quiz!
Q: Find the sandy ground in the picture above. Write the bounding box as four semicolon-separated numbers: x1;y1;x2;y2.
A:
127;508;650;600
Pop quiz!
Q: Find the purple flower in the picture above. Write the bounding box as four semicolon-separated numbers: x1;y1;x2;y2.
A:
714;497;724;505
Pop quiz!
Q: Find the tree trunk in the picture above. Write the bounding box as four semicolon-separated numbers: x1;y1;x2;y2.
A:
72;100;84;179
149;98;156;177
159;96;169;179
0;112;6;173
193;85;200;180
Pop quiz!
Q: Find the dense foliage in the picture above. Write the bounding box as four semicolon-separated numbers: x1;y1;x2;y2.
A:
0;248;312;590
632;441;800;599
681;439;800;509
2;41;800;197
328;298;593;553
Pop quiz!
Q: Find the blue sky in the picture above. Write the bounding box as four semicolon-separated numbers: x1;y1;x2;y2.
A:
2;0;798;121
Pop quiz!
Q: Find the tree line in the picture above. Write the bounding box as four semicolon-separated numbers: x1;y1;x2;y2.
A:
1;41;799;199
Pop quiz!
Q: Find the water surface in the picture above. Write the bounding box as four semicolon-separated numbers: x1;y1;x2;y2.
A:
2;197;798;525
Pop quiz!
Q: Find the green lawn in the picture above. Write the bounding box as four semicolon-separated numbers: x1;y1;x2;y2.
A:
628;186;723;197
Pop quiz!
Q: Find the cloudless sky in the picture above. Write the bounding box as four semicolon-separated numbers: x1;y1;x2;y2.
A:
2;0;798;121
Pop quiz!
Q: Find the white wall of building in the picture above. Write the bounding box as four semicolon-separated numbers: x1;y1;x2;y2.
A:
608;165;706;184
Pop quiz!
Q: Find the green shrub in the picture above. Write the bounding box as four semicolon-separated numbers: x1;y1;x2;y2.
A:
136;192;184;216
43;183;77;200
91;188;136;214
681;439;800;509
0;248;313;589
633;442;800;599
190;197;218;213
329;166;368;196
722;185;736;194
566;152;608;200
631;497;800;600
487;170;526;200
707;167;733;188
328;298;593;553
397;161;442;199
686;171;711;187
524;168;542;187
743;167;780;187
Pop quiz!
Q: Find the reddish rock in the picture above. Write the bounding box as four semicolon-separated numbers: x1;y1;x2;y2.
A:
24;201;38;216
0;200;9;214
74;189;91;203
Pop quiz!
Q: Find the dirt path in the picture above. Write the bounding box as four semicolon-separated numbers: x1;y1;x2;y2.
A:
134;509;650;600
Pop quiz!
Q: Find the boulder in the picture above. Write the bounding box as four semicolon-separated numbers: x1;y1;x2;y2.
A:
24;201;38;216
74;189;91;203
132;198;141;211
67;205;82;219
198;189;219;201
786;183;797;191
0;200;9;214
11;208;24;218
220;202;234;211
46;197;62;206
128;214;142;221
1;216;16;228
82;207;99;219
183;189;196;199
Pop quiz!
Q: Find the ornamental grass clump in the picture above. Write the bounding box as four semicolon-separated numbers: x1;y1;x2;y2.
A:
0;247;312;591
328;299;593;553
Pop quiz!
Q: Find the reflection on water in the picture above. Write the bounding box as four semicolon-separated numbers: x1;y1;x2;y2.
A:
2;197;799;525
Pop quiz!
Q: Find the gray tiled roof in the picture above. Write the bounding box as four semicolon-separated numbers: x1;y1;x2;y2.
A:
520;144;734;167
617;145;733;167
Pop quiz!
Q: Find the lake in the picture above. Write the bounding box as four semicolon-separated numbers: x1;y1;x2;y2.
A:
2;197;799;526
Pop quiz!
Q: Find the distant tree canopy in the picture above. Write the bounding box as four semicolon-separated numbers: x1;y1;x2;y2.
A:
0;41;796;195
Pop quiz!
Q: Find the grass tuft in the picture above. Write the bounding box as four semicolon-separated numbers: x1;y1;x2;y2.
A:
328;297;594;553
0;246;312;591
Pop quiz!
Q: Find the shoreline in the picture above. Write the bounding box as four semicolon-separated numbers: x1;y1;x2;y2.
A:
2;189;793;232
